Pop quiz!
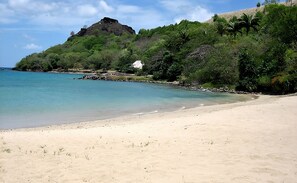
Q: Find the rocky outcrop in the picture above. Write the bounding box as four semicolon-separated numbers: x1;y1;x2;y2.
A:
78;74;257;95
80;75;101;80
76;17;135;37
79;72;133;81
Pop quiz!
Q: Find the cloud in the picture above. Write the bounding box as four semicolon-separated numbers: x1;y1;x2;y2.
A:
24;43;41;50
0;3;16;23
160;0;191;12
99;0;114;13
123;9;167;30
174;6;214;23
8;0;56;12
78;4;98;17
34;2;56;12
160;0;213;23
117;5;141;14
190;6;214;22
22;33;35;41
1;0;213;33
8;0;30;9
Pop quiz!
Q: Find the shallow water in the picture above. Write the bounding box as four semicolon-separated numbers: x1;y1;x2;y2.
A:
0;69;250;129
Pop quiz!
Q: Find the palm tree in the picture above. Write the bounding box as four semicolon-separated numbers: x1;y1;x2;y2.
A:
216;22;226;36
226;16;243;38
213;15;227;36
239;13;260;35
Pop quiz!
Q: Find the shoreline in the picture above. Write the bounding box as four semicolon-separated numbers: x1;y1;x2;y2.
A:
0;93;257;132
79;73;259;95
9;69;261;95
1;95;297;182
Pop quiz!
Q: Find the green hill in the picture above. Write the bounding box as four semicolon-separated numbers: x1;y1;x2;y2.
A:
15;4;297;94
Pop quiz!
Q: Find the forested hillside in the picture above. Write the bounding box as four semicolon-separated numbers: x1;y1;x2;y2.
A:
15;4;297;94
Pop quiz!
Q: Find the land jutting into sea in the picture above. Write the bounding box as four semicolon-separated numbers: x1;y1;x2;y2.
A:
15;3;297;95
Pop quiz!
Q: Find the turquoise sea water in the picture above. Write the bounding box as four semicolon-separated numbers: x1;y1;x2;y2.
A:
0;69;249;129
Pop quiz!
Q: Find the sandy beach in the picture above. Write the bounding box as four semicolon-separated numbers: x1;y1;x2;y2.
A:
0;95;297;182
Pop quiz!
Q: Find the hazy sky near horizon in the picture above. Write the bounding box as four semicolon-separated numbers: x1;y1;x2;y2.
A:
0;0;282;67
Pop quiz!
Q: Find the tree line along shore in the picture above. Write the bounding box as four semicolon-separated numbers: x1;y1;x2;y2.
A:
15;3;297;94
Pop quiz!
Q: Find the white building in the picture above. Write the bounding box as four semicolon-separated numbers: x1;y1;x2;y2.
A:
132;60;144;69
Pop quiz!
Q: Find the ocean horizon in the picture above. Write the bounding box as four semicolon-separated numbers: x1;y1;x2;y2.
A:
0;69;249;129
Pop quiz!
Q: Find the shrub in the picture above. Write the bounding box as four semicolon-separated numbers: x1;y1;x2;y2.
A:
257;75;271;92
191;46;238;85
271;73;297;94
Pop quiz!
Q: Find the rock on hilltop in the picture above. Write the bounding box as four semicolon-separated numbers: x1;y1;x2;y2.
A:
76;17;135;36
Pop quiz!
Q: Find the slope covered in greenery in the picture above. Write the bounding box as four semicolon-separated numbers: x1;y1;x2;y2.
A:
15;4;297;94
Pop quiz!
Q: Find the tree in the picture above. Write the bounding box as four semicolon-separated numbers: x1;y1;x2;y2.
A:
46;53;60;69
70;31;75;36
257;2;261;7
213;15;227;36
237;49;259;92
226;16;243;38
213;14;219;22
166;31;190;52
116;49;138;73
190;47;239;85
216;21;226;36
239;13;260;35
167;63;182;81
99;50;118;71
152;51;178;81
263;4;297;44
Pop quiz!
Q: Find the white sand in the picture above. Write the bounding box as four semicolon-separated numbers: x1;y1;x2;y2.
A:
1;95;297;183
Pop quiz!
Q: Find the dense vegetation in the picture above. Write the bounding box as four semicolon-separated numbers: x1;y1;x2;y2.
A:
16;4;297;94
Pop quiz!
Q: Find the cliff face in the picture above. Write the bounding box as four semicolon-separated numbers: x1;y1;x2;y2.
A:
76;17;135;36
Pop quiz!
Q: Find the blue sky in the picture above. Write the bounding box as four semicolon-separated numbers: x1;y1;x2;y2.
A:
0;0;278;67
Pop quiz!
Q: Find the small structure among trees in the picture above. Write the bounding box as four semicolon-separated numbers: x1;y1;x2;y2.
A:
132;60;144;70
